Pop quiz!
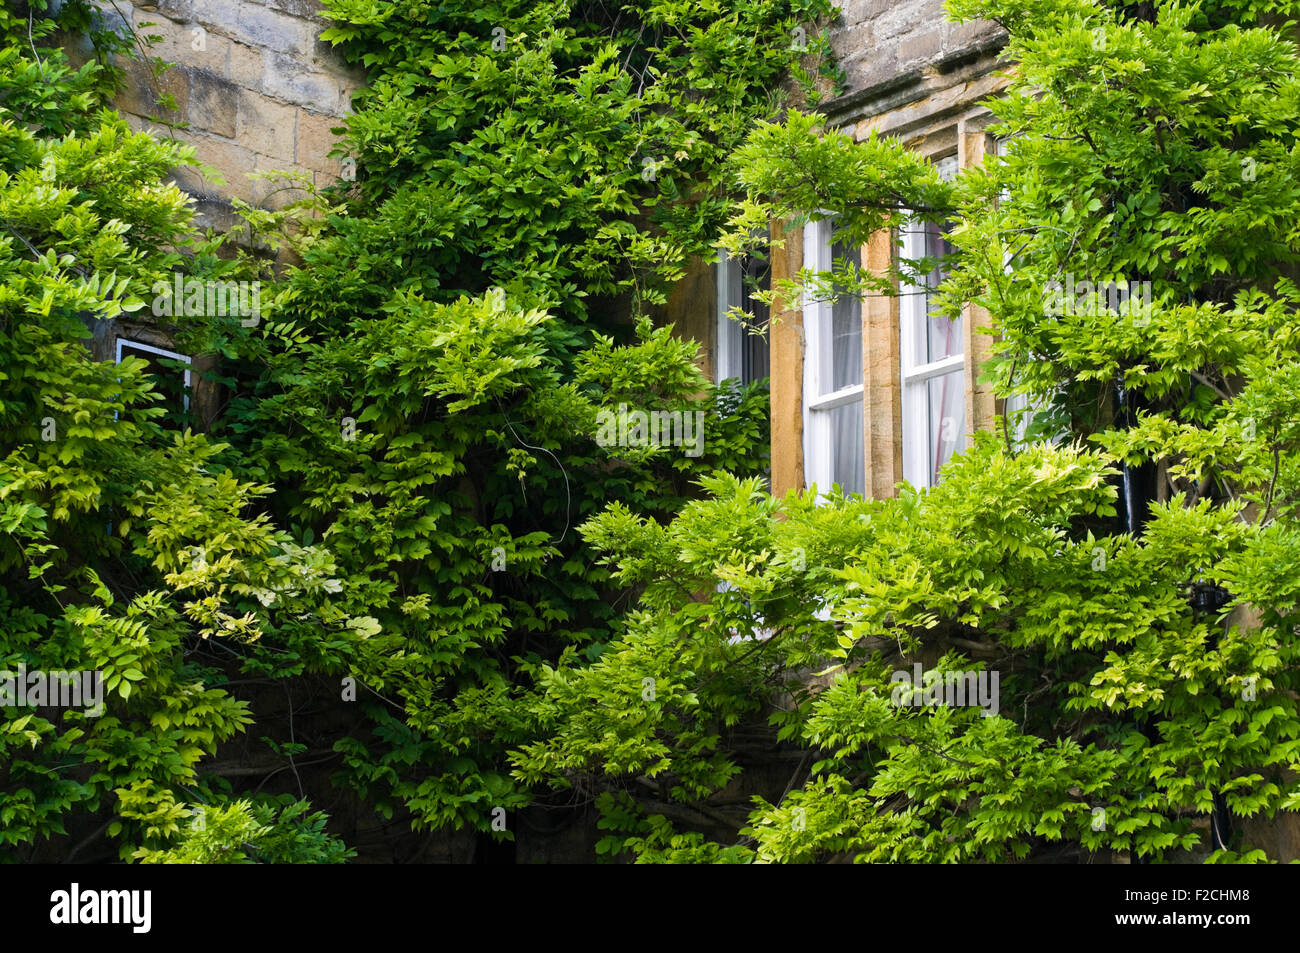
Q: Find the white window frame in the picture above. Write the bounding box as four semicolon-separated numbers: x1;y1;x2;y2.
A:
715;253;745;384
115;338;193;412
801;218;865;497
900;155;963;489
715;249;772;386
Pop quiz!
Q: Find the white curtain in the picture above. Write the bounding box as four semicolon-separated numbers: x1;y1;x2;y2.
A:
928;372;965;485
831;400;865;494
830;238;863;393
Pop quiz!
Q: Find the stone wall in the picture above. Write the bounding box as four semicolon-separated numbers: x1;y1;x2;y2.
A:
70;0;361;233
828;0;1003;103
55;0;361;428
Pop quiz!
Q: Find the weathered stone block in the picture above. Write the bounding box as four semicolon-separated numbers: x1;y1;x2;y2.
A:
311;167;342;190
840;47;899;95
153;0;197;21
187;195;247;235
199;0;320;56
262;51;341;111
185;0;242;39
236;92;297;161
899;27;944;67
187;69;239;138
870;1;926;42
87;0;132;38
313;37;365;87
253;0;329;24
294;107;345;173
115;53;190;121
942;19;1002;55
168;128;258;203
227;40;264;83
85;0;360;236
132;9;229;68
252;154;308;209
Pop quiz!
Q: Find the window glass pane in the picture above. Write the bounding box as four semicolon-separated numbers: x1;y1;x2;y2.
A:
1005;391;1032;447
1005;388;1066;448
739;252;770;384
918;221;961;364
829;399;865;495
926;157;959;357
828;238;862;393
927;371;965;486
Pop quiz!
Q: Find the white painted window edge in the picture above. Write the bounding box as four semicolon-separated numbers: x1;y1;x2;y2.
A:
715;253;744;384
801;218;841;496
115;337;193;412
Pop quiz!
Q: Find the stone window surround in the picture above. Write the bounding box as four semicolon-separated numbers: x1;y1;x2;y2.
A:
768;104;1005;500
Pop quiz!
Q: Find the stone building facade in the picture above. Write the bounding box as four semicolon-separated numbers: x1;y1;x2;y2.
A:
661;2;1011;499
69;0;360;232
768;3;1300;863
758;2;1009;500
54;0;1300;863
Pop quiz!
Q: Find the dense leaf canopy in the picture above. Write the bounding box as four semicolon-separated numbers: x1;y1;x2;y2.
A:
5;0;1300;864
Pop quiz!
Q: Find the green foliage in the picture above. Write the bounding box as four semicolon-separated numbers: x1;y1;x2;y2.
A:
124;786;353;864
0;17;360;863
178;0;804;841
3;0;793;861
25;0;1300;868
522;0;1300;863
308;0;839;318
